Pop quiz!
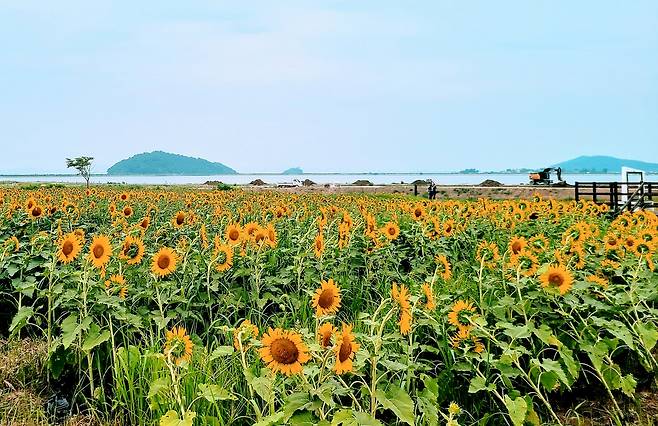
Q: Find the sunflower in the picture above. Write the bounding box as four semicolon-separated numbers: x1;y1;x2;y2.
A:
586;274;608;288
151;247;178;277
539;265;574;295
313;233;325;258
244;222;260;240
442;220;456;237
509;236;527;256
172;211;187;228
391;283;411;311
88;235;112;269
392;283;412;335
164;326;194;366
105;274;127;298
139;216;150;230
311;279;341;317
318;322;336;349
30;205;44;219
421;282;436;310
122;206;133;218
119;236;145;265
213;242;234;272
476;241;499;269
266;223;277;248
382;222;400;240
233;319;259;351
435;255;452;281
58;232;82;263
225;223;242;245
448;300;477;332
5;236;19;253
259;328;310;376
411;204;425;221
334;324;360;375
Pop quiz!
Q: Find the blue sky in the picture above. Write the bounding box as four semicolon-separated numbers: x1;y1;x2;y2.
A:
1;1;656;174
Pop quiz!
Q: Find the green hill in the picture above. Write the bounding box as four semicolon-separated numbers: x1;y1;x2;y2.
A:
553;156;658;173
107;151;237;175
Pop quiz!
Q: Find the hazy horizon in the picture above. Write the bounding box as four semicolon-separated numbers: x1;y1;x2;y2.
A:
2;1;657;174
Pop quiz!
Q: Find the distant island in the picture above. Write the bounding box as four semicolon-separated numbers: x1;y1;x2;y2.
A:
106;151;237;175
551;155;658;173
283;167;303;174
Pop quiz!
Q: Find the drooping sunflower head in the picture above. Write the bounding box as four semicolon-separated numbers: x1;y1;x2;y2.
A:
58;232;82;263
539;265;574;295
313;233;325;258
172;211;186;228
213;243;234;272
311;279;341;317
164;326;193;366
334;323;360;375
448;300;477;331
318;322;336;349
391;283;411;311
259;328;310;376
151;247;178;277
88;235;112;269
421;282;436;310
435;255;452;281
233;319;259;351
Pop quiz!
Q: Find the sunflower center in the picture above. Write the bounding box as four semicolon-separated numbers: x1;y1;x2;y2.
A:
62;241;74;256
318;289;335;309
316;239;323;250
548;272;564;287
32;207;42;217
229;229;240;241
321;332;331;348
93;244;105;258
176;214;185;225
270;338;299;365
511;242;522;254
388;227;395;236
141;219;149;228
338;338;352;362
158;255;171;270
124;208;131;216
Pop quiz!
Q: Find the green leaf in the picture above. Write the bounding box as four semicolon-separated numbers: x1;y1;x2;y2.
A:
503;395;527;426
331;409;382;426
159;410;196;426
148;377;171;409
197;383;236;402
374;386;414;425
61;314;79;349
620;374;637;397
468;376;496;393
254;411;286;426
533;324;561;347
9;306;34;336
209;345;235;358
635;323;658;351
541;359;570;389
81;323;110;352
503;324;533;340
251;376;274;402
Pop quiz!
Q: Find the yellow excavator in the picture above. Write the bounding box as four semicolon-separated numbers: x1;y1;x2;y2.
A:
528;167;566;186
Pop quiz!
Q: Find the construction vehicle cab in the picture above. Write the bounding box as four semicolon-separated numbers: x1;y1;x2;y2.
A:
529;167;565;186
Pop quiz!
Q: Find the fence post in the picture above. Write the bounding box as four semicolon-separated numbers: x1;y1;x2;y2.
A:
592;182;597;203
575;182;579;202
414;184;418;196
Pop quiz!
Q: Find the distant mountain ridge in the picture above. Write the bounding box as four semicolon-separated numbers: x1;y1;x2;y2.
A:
552;156;658;173
107;151;237;175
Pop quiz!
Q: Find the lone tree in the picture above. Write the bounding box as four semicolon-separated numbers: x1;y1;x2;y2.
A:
66;156;94;188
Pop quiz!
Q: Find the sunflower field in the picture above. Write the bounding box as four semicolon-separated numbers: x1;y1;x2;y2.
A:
1;186;658;425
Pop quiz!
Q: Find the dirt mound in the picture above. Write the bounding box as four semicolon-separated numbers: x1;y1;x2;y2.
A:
249;179;266;186
302;179;315;187
479;179;503;187
352;180;373;186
